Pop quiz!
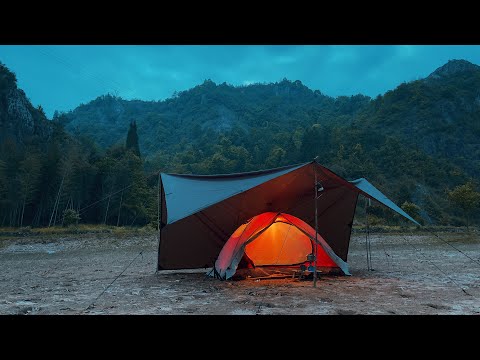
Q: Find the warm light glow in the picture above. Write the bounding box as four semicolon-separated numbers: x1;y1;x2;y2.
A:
245;222;312;265
215;212;340;278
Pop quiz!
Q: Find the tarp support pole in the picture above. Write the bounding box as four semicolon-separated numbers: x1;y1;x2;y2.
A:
157;173;163;271
365;196;372;271
314;166;318;288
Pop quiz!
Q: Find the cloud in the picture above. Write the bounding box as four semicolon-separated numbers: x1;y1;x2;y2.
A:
1;45;479;118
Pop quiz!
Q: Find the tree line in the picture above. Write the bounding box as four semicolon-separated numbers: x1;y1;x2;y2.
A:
0;122;156;228
1;118;479;228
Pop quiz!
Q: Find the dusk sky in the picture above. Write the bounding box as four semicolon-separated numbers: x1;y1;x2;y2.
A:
1;45;479;118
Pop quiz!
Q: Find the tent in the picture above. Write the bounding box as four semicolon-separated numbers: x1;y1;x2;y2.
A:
210;212;350;280
157;160;418;274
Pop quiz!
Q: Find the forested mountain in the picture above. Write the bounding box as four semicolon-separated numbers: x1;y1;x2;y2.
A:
59;79;371;157
360;59;480;178
60;60;480;178
1;59;479;228
0;62;155;228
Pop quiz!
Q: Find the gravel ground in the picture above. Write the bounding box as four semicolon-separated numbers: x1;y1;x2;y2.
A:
0;231;479;315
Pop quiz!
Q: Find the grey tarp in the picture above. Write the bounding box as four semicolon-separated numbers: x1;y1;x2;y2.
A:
157;161;418;270
161;163;307;225
350;178;420;226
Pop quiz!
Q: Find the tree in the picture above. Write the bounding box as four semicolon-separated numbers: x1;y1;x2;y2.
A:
126;121;141;157
401;201;423;225
0;160;6;225
117;150;152;226
265;146;286;168
208;153;234;174
448;181;480;229
18;153;42;227
37;105;46;118
300;124;325;161
63;209;81;227
0;138;22;227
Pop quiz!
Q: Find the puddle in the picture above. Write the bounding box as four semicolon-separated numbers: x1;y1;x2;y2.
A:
230;309;256;315
15;300;36;306
2;243;64;254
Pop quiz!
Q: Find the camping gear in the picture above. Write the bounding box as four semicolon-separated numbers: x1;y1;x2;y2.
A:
207;212;350;280
156;160;418;278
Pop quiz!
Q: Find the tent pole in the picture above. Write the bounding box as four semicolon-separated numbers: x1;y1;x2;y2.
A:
157;172;160;234
365;196;371;271
314;167;318;288
157;172;163;272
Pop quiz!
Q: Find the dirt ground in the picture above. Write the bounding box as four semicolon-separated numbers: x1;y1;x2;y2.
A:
1;231;479;315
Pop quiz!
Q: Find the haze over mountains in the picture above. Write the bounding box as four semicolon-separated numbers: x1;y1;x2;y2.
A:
1;59;479;226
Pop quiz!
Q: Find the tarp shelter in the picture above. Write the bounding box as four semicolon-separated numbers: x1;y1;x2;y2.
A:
157;161;419;274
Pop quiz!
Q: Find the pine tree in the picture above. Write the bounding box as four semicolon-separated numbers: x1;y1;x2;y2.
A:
0;159;6;226
18;152;42;227
119;150;151;226
126;121;141;157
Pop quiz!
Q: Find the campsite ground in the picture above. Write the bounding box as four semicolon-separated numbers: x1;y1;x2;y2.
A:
1;229;479;315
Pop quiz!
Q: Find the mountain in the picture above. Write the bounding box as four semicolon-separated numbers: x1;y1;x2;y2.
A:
426;59;480;80
56;59;480;226
0;62;52;146
0;62;153;228
361;59;480;178
60;60;480;179
59;79;371;156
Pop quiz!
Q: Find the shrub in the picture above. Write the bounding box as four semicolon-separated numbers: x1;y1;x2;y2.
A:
63;209;81;227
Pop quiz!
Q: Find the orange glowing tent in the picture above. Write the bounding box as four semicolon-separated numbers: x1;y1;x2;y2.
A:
209;212;350;280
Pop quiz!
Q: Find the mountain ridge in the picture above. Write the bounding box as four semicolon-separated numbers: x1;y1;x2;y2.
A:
426;59;480;80
58;59;480;176
59;78;373;155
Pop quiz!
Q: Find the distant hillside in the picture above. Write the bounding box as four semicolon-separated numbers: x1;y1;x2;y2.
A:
59;79;371;156
360;59;480;178
60;61;480;178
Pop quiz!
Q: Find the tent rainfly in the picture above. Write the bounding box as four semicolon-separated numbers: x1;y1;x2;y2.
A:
157;161;419;277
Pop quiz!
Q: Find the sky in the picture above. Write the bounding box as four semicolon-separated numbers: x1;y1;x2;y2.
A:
1;45;480;118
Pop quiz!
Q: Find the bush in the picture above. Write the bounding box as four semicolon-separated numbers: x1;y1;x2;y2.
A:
367;214;384;226
63;209;81;227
